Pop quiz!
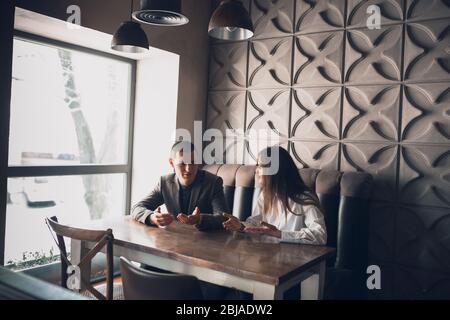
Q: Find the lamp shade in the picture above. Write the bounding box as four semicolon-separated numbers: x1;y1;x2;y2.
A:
208;0;254;41
132;0;189;26
111;21;149;53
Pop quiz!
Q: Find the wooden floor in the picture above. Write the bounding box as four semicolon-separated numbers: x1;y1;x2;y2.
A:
95;276;122;286
86;276;124;300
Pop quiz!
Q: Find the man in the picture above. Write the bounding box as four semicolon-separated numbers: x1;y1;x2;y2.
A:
131;140;228;231
131;141;232;299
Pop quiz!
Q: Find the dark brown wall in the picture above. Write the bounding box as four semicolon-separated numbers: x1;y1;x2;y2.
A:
15;0;212;135
206;0;450;299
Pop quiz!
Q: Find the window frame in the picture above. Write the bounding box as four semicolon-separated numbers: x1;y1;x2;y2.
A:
1;30;137;266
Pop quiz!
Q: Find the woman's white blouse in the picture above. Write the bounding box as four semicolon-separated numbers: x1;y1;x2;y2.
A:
244;193;327;245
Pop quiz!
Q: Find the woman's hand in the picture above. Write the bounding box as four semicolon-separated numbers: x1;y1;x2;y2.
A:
222;213;245;232
244;221;282;238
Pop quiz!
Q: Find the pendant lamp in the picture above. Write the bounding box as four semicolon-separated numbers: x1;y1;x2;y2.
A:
112;0;149;53
132;0;189;26
208;0;254;41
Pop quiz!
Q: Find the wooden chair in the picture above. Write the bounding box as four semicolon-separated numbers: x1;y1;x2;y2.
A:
45;216;115;300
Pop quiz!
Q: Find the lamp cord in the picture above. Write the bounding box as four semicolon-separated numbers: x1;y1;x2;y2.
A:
130;0;133;21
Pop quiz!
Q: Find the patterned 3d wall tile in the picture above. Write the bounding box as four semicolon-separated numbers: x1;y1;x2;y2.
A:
204;135;246;165
246;89;291;137
295;0;345;34
209;42;248;90
341;142;398;201
406;0;450;21
396;205;450;271
404;19;450;82
293;31;344;86
402;83;450;144
248;37;293;88
244;139;289;164
395;265;450;299
251;0;295;39
347;0;403;28
399;145;450;208
291;87;342;140
207;91;246;135
345;25;403;84
368;202;397;262
205;0;450;298
343;85;400;142
290;140;339;169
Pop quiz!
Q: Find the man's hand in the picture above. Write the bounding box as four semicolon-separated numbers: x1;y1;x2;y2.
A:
244;221;281;238
177;207;201;225
222;213;244;232
150;207;174;227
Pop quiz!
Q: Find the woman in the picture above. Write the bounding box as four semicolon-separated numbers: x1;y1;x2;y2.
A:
223;146;327;245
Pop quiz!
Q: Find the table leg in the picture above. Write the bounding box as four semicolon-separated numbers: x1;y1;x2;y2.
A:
301;260;326;300
70;239;91;293
253;282;283;300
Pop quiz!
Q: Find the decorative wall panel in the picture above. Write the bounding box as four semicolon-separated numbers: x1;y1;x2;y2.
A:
396;205;450;271
343;85;400;142
406;0;450;21
341;142;398;201
246;89;291;137
207;91;246;135
402;83;450;143
209;42;248;90
347;0;403;28
294;31;344;86
248;37;293;88
290;140;339;169
404;19;450;82
345;25;402;84
399;145;450;208
368;202;397;262
291;86;342;140
251;0;295;39
395;266;450;299
296;0;345;34
206;0;450;298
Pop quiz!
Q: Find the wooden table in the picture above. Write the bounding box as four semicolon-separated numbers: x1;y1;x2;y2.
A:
71;216;335;300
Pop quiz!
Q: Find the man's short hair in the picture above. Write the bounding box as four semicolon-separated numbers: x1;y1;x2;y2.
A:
170;140;198;161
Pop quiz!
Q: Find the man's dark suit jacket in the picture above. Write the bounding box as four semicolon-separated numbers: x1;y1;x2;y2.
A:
131;170;229;231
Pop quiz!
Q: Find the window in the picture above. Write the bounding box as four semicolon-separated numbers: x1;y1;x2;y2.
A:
5;33;135;269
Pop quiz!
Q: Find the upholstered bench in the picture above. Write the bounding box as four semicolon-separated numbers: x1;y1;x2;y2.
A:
203;164;373;299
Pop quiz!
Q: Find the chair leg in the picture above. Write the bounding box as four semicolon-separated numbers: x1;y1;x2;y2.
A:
106;239;114;300
70;239;91;293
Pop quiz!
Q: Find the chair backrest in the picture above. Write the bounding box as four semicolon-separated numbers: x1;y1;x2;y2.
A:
203;165;373;274
45;216;114;300
119;257;203;300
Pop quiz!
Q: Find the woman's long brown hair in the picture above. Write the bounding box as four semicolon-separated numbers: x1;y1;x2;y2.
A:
259;146;322;218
